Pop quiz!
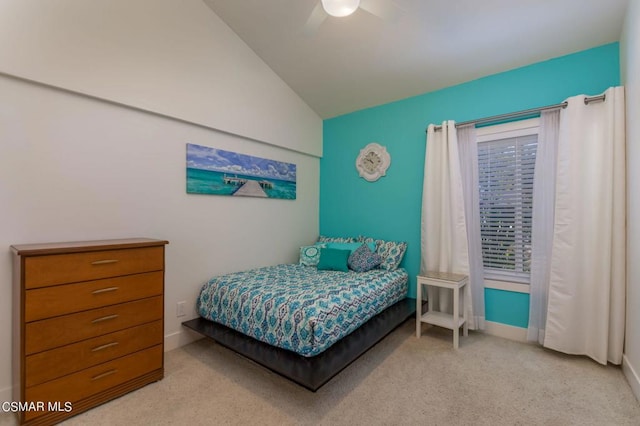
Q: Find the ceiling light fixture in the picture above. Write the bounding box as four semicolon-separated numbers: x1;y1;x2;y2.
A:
321;0;360;17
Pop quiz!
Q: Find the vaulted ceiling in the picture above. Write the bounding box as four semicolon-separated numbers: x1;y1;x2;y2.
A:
204;0;629;118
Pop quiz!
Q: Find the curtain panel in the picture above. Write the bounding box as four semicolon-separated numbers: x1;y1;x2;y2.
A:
527;109;560;344
543;86;626;365
421;121;482;329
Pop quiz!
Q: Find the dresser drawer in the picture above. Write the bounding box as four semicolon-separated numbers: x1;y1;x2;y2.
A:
25;320;163;387
25;271;163;322
24;345;162;421
25;296;163;355
24;246;164;289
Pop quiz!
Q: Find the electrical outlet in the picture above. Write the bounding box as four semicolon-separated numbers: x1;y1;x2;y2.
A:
176;301;186;317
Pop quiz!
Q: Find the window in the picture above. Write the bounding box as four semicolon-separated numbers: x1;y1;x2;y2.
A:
476;119;538;283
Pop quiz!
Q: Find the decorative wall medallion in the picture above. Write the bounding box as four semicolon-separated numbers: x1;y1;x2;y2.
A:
355;143;391;182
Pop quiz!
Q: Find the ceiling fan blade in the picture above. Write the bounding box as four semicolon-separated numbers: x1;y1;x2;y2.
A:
303;1;328;36
359;0;399;20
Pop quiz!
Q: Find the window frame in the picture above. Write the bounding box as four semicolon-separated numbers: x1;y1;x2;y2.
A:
476;118;539;286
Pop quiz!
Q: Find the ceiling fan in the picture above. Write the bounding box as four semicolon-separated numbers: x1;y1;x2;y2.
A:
304;0;398;35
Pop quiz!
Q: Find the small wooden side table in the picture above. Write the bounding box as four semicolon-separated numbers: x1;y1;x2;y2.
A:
416;271;469;349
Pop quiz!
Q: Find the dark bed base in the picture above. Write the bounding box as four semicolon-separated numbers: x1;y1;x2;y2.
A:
182;297;416;391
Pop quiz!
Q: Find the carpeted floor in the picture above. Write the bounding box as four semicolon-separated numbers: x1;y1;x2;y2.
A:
2;321;639;425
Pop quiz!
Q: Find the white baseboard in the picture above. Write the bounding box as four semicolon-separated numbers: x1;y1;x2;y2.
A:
622;354;640;403
164;328;204;352
483;320;527;342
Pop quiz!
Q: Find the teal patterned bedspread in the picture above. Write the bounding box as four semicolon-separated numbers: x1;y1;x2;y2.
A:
196;264;408;357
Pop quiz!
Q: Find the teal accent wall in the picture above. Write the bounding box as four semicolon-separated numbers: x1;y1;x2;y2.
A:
485;289;530;328
320;43;620;327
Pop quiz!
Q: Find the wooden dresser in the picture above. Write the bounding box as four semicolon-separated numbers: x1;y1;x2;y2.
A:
11;238;168;425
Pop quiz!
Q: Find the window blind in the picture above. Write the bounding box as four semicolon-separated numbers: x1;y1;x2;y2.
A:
478;134;537;280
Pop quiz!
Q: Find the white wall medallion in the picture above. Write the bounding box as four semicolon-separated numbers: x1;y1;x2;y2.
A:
355;142;391;182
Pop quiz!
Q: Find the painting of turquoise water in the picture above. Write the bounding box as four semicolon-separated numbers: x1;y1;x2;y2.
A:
186;143;296;199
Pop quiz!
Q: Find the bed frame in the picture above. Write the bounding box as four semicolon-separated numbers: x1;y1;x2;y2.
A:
182;297;416;391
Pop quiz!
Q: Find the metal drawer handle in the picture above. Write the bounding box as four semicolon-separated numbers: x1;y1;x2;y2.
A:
92;287;119;295
91;369;117;381
91;341;119;352
91;314;119;324
91;259;119;265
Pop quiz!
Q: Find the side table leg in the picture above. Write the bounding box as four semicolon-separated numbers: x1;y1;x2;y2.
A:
463;284;468;337
416;282;422;338
453;286;459;349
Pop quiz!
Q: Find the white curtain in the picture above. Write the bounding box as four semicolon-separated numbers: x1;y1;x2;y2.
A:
421;121;481;328
527;109;560;344
543;86;626;365
457;124;484;330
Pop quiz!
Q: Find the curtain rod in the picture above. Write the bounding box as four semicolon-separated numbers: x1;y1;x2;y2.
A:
427;94;606;133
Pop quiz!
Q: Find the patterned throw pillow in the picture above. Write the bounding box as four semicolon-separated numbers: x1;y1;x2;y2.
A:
299;244;325;266
357;235;378;247
317;235;356;243
348;243;382;272
377;240;407;271
357;236;407;271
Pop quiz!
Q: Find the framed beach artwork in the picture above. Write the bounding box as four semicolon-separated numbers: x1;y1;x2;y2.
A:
186;143;296;199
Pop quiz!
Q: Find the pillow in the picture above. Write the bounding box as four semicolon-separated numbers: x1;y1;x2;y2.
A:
377;240;407;271
325;241;377;254
299;244;325;266
357;235;379;248
357;236;407;271
317;235;356;244
348;243;382;272
316;248;350;272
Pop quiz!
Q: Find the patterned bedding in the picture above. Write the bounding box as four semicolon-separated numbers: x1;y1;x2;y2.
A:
196;264;408;357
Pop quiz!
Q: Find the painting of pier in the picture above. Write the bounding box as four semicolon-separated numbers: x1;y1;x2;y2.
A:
186;143;296;199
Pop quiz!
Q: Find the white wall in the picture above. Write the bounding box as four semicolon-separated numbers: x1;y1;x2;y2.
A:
0;0;322;401
620;0;640;402
0;0;321;157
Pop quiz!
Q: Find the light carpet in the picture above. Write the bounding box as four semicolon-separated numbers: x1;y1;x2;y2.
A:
2;321;639;425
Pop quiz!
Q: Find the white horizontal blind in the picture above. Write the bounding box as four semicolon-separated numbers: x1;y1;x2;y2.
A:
478;134;537;281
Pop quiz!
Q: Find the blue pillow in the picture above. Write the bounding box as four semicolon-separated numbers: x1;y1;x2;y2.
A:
317;248;350;272
348;243;383;272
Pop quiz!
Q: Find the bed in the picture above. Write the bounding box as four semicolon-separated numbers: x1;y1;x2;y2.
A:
182;237;415;390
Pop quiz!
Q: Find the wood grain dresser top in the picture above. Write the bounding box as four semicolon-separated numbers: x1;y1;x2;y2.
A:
11;238;168;256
